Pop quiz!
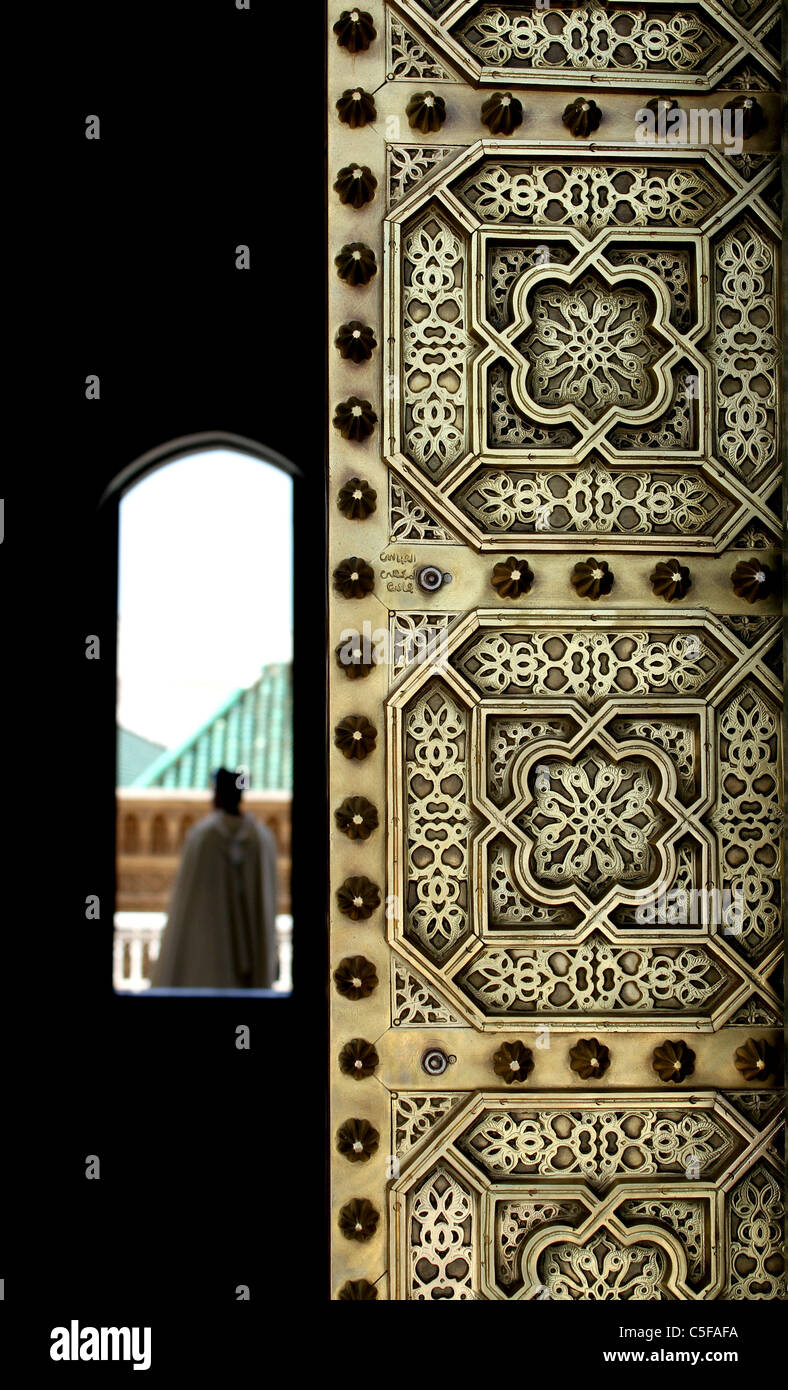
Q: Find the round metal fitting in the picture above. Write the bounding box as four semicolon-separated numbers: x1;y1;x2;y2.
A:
421;1047;450;1076
417;565;452;593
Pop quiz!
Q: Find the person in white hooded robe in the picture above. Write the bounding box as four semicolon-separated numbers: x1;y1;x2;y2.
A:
152;768;279;989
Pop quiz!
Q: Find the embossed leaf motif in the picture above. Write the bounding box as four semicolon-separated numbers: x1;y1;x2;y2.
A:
522;751;662;898
406;686;475;958
521;274;662;422
411;1168;474;1300
458;161;722;237
460;939;727;1015
394;1093;461;1152
707;684;780;961
457;3;724;76
460;1107;731;1184
403;212;468;476
707;223;777;482
460;463;723;538
456;628;722;704
540;1233;668;1301
728;1166;785;1300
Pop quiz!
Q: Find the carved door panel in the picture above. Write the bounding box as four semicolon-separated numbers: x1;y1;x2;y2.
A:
328;2;783;1300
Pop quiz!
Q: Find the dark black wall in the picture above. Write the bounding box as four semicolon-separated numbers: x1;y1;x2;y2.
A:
21;1;327;1369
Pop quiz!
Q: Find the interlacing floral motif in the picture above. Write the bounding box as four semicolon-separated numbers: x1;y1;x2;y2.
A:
410;1166;475;1300
390;612;453;679
610;718;695;797
457;162;724;236
614;838;696;926
488;246;575;331
456;3;726;74
403;211;469;476
405;684;474;958
608;369;696;451
387;145;454;206
707;683;781;961
619;1199;706;1285
494;1196;709;1298
719;615;778;648
392;956;461;1026
523;751;662;895
455;629;723;705
488;718;574;805
386;14;451;80
724;1091;783;1127
389;481;454;541
457;466;723;536
394;613;777;1032
539;1232;669;1300
488;839;576;926
706;221;778;483
606;248;693;333
459;1108;734;1185
497;1201;584;1288
459;941;728;1015
394;1093;463;1156
487;363;580;449
727;1165;785;1299
521;275;663;422
387;151;778;552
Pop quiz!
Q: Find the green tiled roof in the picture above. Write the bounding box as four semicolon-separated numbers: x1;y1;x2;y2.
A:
131;663;292;792
117;728;167;787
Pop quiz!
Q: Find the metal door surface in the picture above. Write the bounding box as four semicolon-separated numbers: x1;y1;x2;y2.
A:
328;0;783;1300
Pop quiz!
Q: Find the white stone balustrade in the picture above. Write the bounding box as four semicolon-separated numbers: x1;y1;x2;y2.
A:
113;912;293;994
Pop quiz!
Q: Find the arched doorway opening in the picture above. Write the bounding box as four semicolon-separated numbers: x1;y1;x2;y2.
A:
109;436;295;995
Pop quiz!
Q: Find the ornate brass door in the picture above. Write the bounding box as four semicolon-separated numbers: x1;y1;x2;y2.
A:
328;1;783;1300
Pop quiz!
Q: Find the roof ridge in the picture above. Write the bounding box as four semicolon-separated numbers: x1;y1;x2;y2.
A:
130;662;292;790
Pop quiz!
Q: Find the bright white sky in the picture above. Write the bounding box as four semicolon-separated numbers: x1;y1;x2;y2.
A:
117;449;293;749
